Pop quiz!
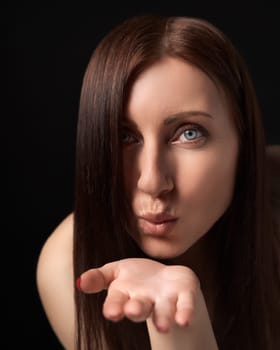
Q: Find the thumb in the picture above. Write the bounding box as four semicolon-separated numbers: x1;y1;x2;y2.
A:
77;261;118;293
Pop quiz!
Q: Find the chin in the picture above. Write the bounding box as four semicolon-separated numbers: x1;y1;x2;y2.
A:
139;240;190;260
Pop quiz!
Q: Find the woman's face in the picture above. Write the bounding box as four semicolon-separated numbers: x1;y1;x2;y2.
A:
123;57;238;260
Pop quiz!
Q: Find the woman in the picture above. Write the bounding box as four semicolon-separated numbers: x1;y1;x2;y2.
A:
36;14;280;349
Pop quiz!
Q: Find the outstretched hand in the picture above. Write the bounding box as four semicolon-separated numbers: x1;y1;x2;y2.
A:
77;258;202;333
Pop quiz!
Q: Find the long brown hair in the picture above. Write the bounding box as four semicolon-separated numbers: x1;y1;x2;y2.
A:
73;14;280;349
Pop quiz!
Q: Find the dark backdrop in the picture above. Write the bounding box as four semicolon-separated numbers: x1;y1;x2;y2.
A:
9;2;279;349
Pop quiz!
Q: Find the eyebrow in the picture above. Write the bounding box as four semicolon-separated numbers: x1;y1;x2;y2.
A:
163;111;213;125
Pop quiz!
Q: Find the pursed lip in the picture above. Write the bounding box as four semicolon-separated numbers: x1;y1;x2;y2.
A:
137;212;178;236
138;212;177;224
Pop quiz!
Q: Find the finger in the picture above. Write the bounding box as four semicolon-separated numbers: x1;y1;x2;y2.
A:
78;261;118;293
103;288;129;321
152;296;177;333
124;297;154;322
175;290;196;327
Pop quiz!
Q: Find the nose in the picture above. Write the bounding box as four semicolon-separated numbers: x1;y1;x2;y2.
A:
137;143;174;198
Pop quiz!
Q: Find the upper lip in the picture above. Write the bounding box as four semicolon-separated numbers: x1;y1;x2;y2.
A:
138;212;177;224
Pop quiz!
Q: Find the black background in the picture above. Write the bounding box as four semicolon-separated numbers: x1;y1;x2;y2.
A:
8;2;279;349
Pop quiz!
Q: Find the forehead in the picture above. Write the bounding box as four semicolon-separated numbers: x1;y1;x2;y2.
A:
126;57;229;123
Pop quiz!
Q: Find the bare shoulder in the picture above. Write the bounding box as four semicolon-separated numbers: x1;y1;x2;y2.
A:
36;212;75;350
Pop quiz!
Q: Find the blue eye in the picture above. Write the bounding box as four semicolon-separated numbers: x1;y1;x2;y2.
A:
171;123;209;147
179;127;204;142
183;129;201;140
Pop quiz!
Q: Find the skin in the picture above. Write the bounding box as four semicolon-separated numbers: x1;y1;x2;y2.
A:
79;258;219;349
36;56;255;349
122;57;239;262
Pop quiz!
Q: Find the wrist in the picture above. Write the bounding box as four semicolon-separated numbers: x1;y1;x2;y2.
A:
146;289;218;350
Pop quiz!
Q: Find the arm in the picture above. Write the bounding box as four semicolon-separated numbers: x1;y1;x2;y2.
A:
36;213;75;350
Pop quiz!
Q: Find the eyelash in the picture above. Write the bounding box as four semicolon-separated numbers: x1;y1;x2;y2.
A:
122;123;208;146
172;123;207;145
122;131;139;145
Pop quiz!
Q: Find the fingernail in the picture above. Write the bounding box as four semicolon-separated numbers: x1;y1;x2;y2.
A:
76;277;82;291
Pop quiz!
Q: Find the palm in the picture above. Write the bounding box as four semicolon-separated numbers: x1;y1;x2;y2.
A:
79;258;200;332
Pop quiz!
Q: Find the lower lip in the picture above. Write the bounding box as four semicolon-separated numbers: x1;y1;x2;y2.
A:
138;218;177;236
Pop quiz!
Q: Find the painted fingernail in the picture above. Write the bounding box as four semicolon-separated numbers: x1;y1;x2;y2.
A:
76;277;82;291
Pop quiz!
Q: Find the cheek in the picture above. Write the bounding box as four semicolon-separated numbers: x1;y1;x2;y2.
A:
177;148;238;213
123;151;138;201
